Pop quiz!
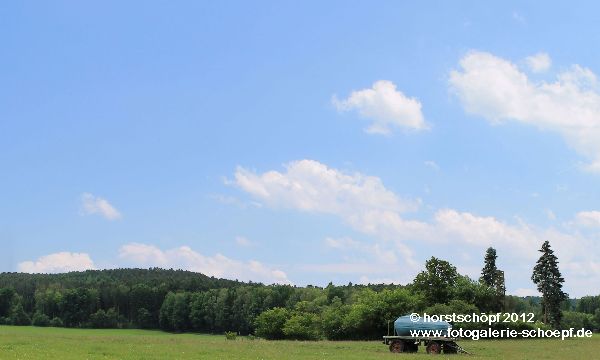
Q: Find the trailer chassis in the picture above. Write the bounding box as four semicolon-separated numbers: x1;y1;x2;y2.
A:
383;335;470;354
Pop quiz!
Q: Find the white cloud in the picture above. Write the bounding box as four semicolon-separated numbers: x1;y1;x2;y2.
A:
232;160;554;260
18;252;96;273
574;211;600;227
234;159;420;218
333;80;428;134
81;193;121;220
233;160;425;266
232;159;600;296
233;160;553;257
525;53;551;73
118;243;290;284
433;209;541;255
450;51;600;172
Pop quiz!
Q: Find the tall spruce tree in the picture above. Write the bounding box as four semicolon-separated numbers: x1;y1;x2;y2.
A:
480;247;504;311
531;241;568;328
480;247;498;287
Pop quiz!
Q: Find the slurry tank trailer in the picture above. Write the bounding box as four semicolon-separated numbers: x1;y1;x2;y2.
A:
382;315;469;354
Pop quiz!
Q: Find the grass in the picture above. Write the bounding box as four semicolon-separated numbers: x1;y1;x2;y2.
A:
0;326;597;359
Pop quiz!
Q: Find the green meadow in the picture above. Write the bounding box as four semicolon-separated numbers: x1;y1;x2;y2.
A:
0;326;596;359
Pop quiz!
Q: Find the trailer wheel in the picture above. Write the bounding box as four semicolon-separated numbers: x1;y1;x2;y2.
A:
426;341;441;354
389;340;404;353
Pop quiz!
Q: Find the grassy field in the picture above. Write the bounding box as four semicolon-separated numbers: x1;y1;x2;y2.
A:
0;326;597;359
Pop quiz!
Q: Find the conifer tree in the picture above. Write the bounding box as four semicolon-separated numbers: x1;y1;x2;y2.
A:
480;247;504;311
531;241;568;327
480;247;498;287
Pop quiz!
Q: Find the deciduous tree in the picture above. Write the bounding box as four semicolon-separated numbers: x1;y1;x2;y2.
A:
412;257;458;306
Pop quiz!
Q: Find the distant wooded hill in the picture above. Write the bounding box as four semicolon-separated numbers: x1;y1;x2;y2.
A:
0;267;597;339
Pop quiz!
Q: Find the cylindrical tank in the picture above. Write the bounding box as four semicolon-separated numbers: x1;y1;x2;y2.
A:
393;315;451;336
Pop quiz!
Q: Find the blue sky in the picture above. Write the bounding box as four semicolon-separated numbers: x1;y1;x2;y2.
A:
2;1;600;297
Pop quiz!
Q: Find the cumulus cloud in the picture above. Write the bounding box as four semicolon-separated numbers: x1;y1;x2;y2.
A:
561;263;600;298
433;209;541;255
233;160;420;216
81;193;121;220
450;51;600;172
574;211;600;227
233;160;426;265
333;80;428;134
18;252;96;273
433;209;592;272
525;53;551;73
232;159;600;296
232;160;557;257
118;243;289;284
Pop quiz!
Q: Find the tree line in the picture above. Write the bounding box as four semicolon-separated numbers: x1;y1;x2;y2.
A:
0;241;599;339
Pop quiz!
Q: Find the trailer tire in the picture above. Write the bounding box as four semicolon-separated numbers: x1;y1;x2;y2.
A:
426;341;441;354
389;340;404;353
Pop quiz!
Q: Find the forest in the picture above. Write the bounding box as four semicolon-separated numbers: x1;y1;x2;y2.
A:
1;247;599;340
